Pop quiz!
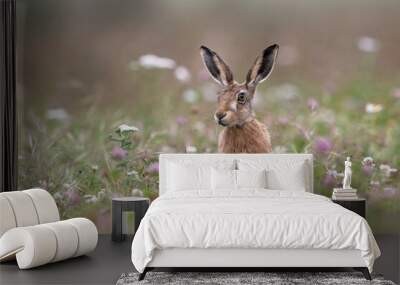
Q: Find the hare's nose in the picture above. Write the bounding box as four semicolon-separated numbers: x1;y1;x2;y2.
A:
215;112;227;120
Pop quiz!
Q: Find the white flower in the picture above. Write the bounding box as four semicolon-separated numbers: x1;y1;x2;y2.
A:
270;83;299;101
182;89;198;103
84;194;98;203
127;170;138;176
53;191;63;200
357;37;379;53
97;189;106;200
201;83;218;102
186;145;197;153
131;189;144;197
174;66;191;82
365;103;383;113
362;157;374;165
193;122;206;134
91;165;98;171
379;164;398;177
272;145;288;154
117;124;139;133
138;54;176;69
46;108;69;121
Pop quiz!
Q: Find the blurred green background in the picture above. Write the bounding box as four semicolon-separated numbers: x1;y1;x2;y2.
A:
16;0;400;233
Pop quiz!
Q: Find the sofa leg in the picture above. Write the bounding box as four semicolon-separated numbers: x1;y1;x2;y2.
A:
138;268;148;281
354;267;371;280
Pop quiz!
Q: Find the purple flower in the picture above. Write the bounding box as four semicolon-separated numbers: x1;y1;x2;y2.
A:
307;98;319;111
111;146;127;160
383;187;397;198
362;164;374;176
313;137;333;154
146;162;159;173
391;88;400;99
65;189;80;206
277;116;289;125
175;116;188;126
323;170;338;187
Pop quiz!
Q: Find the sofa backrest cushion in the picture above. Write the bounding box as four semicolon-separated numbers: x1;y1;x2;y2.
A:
0;189;60;237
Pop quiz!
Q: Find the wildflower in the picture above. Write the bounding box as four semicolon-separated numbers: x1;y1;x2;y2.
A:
175;116;188;126
365;103;383;113
307;98;319;112
313;137;333;154
182;89;198;103
362;157;375;176
131;189;144;197
383;187;397;198
46;108;69;121
97;189;107;200
357;37;379;53
138;54;176;69
277;116;289;125
127;170;138;176
323;170;338;187
193;122;206;134
379;164;398;178
201;83;218;102
84;194;98;204
186;145;197;153
53;191;63;201
146;162;159;173
91;165;99;171
65;189;80;205
117;124;139;133
271;83;299;101
174;66;191;82
111;146;127;160
272;146;288;154
390;88;400;99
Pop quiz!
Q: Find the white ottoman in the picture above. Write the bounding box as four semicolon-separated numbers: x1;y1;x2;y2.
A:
0;189;98;269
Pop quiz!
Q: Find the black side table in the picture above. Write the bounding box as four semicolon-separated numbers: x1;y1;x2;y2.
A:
112;197;149;242
332;198;366;218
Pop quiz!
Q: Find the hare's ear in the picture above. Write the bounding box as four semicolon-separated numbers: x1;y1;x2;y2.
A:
200;45;234;86
246;44;279;87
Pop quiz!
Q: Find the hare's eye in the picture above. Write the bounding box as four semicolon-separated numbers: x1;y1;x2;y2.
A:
237;91;247;104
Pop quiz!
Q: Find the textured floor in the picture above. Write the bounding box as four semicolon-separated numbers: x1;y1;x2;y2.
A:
0;234;398;285
117;271;395;285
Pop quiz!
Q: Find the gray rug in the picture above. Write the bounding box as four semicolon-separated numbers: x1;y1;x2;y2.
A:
116;272;396;285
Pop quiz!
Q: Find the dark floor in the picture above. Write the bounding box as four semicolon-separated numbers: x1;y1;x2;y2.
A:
0;234;399;285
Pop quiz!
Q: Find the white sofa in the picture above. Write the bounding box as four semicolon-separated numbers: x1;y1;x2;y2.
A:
0;188;98;269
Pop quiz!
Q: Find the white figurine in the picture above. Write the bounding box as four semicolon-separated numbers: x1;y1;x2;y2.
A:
343;156;352;189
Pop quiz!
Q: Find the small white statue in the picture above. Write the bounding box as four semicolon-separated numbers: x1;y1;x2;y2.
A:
343;156;352;189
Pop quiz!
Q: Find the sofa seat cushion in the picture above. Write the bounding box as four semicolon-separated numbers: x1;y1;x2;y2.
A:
0;218;98;269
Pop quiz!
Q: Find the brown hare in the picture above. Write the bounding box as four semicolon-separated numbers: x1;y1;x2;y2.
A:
200;44;279;153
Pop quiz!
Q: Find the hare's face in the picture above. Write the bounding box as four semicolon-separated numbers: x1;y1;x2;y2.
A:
200;44;279;128
214;83;255;127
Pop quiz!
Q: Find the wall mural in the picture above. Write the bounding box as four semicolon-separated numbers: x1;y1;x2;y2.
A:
16;0;400;233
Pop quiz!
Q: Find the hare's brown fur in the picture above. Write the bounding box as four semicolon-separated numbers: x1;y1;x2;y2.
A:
218;119;272;153
200;44;279;153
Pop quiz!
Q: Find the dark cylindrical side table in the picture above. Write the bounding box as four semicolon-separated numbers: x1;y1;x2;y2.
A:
112;197;149;242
